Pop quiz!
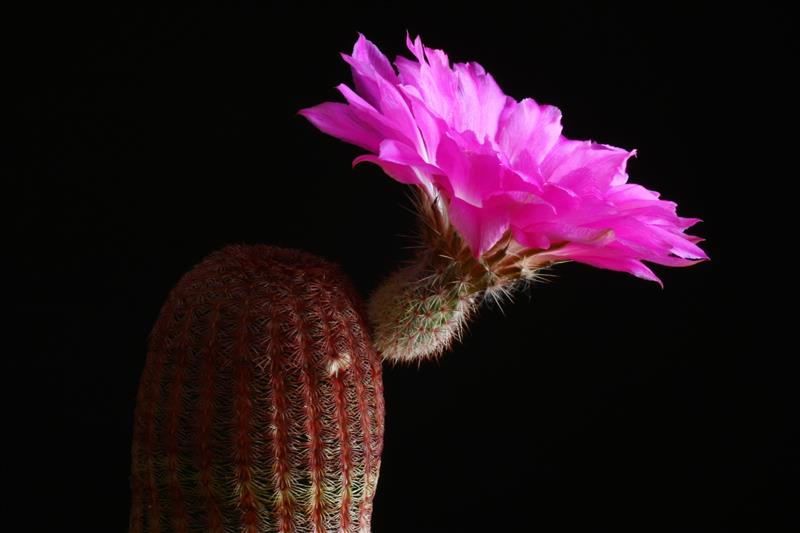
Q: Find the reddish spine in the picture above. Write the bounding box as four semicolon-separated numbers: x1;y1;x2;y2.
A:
328;286;374;530
197;304;222;532
290;291;326;532
234;287;259;533
165;303;193;533
129;245;384;532
268;287;294;532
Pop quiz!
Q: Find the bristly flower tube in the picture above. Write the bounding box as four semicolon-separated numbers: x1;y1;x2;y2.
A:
301;34;707;363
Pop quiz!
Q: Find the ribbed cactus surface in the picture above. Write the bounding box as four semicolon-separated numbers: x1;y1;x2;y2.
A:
129;245;384;533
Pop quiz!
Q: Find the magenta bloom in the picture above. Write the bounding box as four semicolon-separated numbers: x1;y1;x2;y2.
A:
301;34;706;284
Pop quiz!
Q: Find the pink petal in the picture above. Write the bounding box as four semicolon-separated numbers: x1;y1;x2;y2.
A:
435;134;504;207
648;224;709;260
451;61;509;141
298;102;381;152
404;34;504;139
354;154;421;185
538;243;664;286
335;84;407;144
520;222;616;246
582;256;663;286
335;83;427;161
353;139;440;186
400;34;456;123
448;197;510;257
342;34;398;108
497;98;563;168
397;84;448;164
511;227;551;250
542;139;633;191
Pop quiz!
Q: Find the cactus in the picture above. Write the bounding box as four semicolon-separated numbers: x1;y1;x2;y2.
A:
129;245;384;533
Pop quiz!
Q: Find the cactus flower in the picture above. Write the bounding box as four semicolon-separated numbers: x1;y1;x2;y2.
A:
301;34;707;363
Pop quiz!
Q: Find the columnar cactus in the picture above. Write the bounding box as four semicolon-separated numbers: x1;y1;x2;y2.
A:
129;245;384;533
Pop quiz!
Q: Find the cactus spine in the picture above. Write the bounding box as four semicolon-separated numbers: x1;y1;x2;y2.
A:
369;190;556;363
129;245;384;533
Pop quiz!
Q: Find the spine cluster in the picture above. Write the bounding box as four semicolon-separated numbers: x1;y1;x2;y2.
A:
369;191;551;363
129;245;384;533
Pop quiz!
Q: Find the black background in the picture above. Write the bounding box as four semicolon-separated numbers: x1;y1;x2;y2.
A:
5;2;795;532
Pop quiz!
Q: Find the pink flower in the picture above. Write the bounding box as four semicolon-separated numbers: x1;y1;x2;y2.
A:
300;34;707;285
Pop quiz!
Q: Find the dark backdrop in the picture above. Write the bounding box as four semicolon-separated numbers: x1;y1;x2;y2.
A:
5;2;794;532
